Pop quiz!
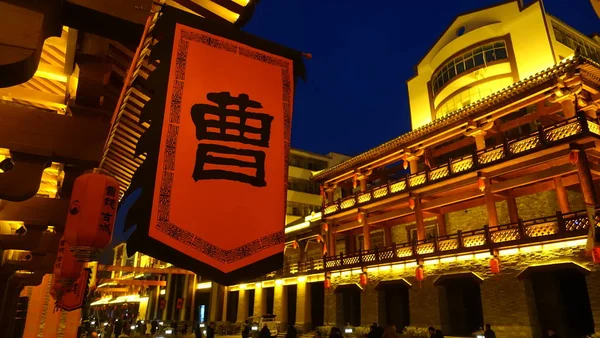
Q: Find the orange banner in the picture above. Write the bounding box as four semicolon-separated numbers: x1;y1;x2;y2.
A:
149;22;292;273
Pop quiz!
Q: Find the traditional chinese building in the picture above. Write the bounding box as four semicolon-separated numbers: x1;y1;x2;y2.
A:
210;1;600;337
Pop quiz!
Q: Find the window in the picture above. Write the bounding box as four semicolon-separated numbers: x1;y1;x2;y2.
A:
288;178;320;194
553;25;600;62
432;40;509;95
289;154;328;171
286;202;320;217
408;225;438;242
357;231;385;250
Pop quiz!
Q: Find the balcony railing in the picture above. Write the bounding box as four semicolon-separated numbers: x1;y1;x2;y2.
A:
322;112;600;217
276;208;597;276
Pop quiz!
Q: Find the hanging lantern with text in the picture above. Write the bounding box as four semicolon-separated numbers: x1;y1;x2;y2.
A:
53;237;84;287
359;273;368;286
324;277;331;289
489;256;500;274
64;169;120;261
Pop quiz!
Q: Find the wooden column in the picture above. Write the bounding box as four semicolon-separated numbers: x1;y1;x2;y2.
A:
483;177;499;227
506;192;520;223
414;196;426;241
436;215;447;236
221;286;228;323
328;228;336;257
361;212;370;250
572;146;597;236
554;176;571;213
409;158;419;174
359;177;367;192
473;131;487;151
326;189;334;204
561;98;576;118
180;274;190;321
236;289;248;322
384;226;393;246
162;274;172;321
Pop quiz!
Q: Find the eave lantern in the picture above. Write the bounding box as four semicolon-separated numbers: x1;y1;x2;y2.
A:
489;256;500;274
408;197;415;210
359;273;368;286
478;177;486;192
593;247;600;264
324;273;331;289
64;169;120;261
415;265;424;282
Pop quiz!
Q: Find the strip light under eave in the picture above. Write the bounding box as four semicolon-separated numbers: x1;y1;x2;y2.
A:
231;0;249;6
195;0;240;23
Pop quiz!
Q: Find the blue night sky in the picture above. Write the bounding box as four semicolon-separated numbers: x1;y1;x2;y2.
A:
243;0;599;157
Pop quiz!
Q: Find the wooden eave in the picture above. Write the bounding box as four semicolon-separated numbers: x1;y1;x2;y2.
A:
313;56;600;185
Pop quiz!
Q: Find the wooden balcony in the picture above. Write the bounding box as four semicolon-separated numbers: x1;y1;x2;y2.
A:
322;112;600;217
277;208;595;276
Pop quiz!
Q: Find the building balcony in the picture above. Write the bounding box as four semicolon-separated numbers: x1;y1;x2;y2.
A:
277;207;595;277
322;112;600;217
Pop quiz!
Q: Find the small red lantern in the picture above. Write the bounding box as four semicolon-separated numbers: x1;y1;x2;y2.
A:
352;174;358;189
402;154;409;170
359;273;368;286
316;235;323;243
408;197;415;210
324;277;331;289
54;238;84;286
176;297;184;309
357;213;364;224
478;177;486;192
593;247;600;264
569;150;579;165
292;240;299;249
323;223;329;232
64;169;120;261
415;266;424;282
490;257;500;274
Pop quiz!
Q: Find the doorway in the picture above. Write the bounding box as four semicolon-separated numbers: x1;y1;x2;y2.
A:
311;282;325;328
335;284;361;327
436;274;484;336
286;285;297;325
377;281;410;331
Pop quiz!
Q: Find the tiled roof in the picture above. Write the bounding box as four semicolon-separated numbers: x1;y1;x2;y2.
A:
312;55;600;182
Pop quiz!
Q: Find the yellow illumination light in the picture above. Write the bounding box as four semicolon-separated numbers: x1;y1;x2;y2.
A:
239;284;246;290
405;262;417;268
391;264;405;271
424;259;439;266
231;0;250;6
367;267;378;273
440;256;456;263
499;248;519;256
275;279;283;286
351;269;362;275
285;221;310;234
331;272;341;278
519;245;542;253
542;239;586;251
34;70;68;82
341;270;351;277
255;282;262;288
297;276;306;283
159;289;166;295
197;282;212;290
474;252;490;260
378;265;390;271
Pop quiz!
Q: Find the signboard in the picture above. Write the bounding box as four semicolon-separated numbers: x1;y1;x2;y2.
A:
58;269;91;311
121;6;304;285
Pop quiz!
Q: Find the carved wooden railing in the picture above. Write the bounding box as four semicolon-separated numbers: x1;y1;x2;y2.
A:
322;112;600;217
275;208;597;276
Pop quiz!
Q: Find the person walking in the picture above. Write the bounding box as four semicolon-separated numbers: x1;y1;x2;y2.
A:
195;323;204;338
286;324;297;338
145;321;152;337
428;327;444;338
382;325;397;338
484;324;496;338
207;322;216;338
259;324;271;338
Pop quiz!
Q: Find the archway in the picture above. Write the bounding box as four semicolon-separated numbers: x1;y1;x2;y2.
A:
376;280;411;331
334;284;361;327
519;262;594;337
434;272;484;336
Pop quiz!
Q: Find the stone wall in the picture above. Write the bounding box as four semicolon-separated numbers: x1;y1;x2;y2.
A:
323;243;598;337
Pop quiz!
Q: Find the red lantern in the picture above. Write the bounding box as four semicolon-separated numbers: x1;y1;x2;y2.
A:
408;197;415;210
323;223;329;232
402;154;409;170
324;278;331;289
478;177;486;192
415;266;424;282
569;150;579;165
490;257;500;274
176;297;184;309
352;174;358;189
316;235;323;243
320;185;324;198
54;237;84;286
64;170;120;261
357;213;364;224
593;247;600;264
359;273;368;286
292;240;299;249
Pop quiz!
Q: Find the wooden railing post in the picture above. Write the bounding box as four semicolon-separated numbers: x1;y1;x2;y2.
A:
340;253;344;267
578;111;589;133
457;230;464;249
556;211;565;233
473;149;480;169
502;137;510;157
412;238;418;256
392;243;397;258
518;218;526;239
448;157;454;175
538;125;547;146
375;247;380;262
433;234;439;253
484;225;492;245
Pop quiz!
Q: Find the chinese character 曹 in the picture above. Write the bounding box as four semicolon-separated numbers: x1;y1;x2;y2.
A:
190;92;273;187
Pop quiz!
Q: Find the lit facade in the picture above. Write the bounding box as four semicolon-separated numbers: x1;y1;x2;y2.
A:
211;2;600;338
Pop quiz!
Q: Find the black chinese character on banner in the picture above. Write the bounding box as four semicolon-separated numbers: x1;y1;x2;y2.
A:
104;198;116;210
190;92;273;187
106;186;117;198
99;223;112;235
